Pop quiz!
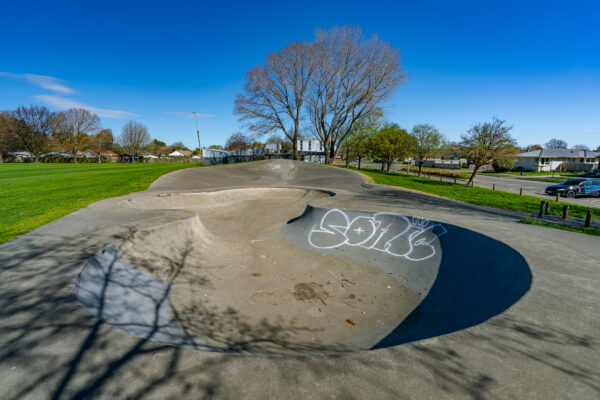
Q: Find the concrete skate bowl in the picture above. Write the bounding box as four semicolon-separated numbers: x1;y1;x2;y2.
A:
75;188;532;355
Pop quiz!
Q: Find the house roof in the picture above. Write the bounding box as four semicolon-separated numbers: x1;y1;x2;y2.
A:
517;149;600;158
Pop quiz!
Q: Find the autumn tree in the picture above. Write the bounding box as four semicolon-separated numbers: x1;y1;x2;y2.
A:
10;105;54;161
52;108;100;162
0;113;22;162
371;123;414;172
225;132;250;150
307;26;405;164
460;118;518;186
119;121;151;156
235;41;315;159
410;124;446;176
545;138;568;149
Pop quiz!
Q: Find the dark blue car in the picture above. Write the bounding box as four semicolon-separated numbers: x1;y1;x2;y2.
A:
545;178;600;198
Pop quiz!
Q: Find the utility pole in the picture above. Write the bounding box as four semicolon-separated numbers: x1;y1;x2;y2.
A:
193;111;201;160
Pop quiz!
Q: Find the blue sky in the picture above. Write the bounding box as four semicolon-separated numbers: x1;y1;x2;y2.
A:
1;0;599;149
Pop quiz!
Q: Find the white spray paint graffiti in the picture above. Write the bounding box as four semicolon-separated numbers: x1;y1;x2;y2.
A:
308;209;447;261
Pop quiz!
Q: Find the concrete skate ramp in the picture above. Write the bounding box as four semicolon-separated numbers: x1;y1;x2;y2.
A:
76;188;531;355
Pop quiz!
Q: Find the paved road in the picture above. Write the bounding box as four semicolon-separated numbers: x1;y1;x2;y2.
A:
355;162;600;207
1;160;598;400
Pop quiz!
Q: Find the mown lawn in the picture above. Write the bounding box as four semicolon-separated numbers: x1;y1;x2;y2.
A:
352;167;600;221
0;162;204;243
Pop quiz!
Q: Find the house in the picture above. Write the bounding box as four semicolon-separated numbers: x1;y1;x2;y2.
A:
515;149;600;172
100;150;119;158
168;150;192;157
80;150;97;158
296;138;325;163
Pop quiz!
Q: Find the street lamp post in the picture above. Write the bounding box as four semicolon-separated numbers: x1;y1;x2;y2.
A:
193;111;202;160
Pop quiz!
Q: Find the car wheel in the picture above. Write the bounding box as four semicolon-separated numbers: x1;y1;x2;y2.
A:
566;191;576;198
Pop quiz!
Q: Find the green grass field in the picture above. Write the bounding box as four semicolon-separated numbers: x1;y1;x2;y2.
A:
352;167;599;222
0;162;203;243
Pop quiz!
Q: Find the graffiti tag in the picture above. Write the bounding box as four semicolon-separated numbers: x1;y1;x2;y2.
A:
308;209;447;261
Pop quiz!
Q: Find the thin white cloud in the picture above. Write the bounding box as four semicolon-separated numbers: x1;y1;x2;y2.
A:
580;129;600;134
0;72;74;94
164;111;215;119
33;95;139;119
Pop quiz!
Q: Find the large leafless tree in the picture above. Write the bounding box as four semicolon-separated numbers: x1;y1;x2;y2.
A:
10;105;54;161
52;108;100;162
306;26;405;163
119;120;150;156
234;41;315;159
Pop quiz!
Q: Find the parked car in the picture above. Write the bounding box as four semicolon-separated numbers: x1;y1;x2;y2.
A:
545;179;600;198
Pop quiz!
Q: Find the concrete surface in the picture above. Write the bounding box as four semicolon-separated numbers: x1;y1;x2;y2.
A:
1;160;599;399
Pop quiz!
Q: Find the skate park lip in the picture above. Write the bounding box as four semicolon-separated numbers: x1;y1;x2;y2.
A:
75;186;532;355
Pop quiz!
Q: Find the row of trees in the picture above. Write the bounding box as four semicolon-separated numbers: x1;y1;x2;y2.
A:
341;117;519;185
0;105;154;162
234;26;404;163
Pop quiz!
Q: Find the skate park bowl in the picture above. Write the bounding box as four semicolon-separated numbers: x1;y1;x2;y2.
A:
75;187;532;355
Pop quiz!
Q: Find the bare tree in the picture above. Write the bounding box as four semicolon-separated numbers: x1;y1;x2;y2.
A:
119;121;150;156
460;118;518;186
52;108;100;163
0;113;23;162
11;105;54;161
306;26;405;164
234;41;315;159
545;138;568;149
573;144;590;150
411;124;446;176
91;128;114;162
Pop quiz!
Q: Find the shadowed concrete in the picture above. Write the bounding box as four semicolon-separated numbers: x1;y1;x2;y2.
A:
1;160;598;399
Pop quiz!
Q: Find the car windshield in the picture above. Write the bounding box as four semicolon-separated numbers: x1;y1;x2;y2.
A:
561;179;585;186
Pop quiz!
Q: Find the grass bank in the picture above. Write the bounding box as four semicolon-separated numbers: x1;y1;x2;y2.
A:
518;217;600;236
352;167;599;221
482;170;589;176
0;162;204;243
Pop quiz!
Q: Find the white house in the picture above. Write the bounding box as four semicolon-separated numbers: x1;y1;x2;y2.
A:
515;149;600;172
297;138;324;152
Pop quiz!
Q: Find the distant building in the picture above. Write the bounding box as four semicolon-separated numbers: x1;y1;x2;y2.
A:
515;149;600;172
296;138;325;163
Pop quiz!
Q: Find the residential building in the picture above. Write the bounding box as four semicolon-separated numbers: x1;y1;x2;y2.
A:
515;149;600;172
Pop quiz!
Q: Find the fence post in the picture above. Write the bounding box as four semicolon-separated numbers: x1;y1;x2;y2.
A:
544;201;550;215
538;200;546;217
585;209;594;228
562;205;569;219
493;184;496;191
454;178;457;184
555;193;560;202
519;187;523;196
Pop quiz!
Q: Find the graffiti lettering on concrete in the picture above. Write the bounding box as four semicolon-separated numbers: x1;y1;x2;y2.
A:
308;209;446;261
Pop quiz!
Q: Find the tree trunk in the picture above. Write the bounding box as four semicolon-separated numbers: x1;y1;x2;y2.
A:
358;156;362;170
418;161;423;177
467;165;481;186
345;149;350;167
387;158;392;172
381;160;385;171
292;139;298;161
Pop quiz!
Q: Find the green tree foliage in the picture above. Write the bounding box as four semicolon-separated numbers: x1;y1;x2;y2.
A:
460;118;518;185
341;113;382;169
410;124;446;176
371;123;415;172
